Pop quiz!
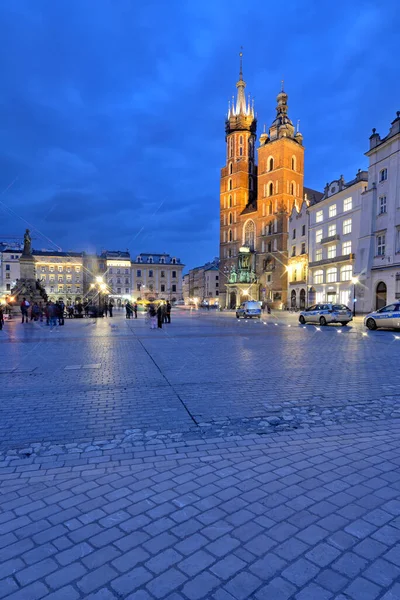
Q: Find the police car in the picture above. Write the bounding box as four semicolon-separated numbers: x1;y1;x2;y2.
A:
236;301;262;319
364;303;400;330
299;303;353;326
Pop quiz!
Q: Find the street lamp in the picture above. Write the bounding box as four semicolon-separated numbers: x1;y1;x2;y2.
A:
351;276;359;317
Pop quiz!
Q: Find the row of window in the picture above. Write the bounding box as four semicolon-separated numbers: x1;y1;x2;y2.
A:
108;268;130;275
315;218;352;242
314;241;352;261
136;270;177;278
136;283;177;293
108;278;130;285
264;156;297;172
291;243;306;256
41;276;81;283
315;198;353;223
48;285;81;292
291;266;307;282
313;265;353;284
39;265;81;273
135;257;177;264
292;225;306;239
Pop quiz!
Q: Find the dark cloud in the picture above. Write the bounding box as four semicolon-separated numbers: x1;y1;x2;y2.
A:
0;0;399;268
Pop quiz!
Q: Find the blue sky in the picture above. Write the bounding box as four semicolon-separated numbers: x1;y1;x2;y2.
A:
0;0;399;269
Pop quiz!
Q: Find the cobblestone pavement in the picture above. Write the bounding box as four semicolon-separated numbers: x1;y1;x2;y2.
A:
1;311;400;599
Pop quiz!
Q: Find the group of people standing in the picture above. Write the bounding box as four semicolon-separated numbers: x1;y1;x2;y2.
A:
20;298;66;326
148;301;171;329
125;301;137;319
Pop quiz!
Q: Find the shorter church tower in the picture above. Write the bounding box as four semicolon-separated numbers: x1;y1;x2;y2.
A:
257;85;304;308
219;52;258;309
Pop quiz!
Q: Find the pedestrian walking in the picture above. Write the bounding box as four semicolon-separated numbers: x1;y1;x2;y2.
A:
157;303;163;329
109;301;114;317
148;304;157;329
133;302;138;319
48;301;58;327
56;300;65;325
166;301;171;323
0;304;4;331
20;298;29;323
31;302;41;321
104;303;108;317
125;302;132;319
45;302;50;325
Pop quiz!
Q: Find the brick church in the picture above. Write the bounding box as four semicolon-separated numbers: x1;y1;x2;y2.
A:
219;53;321;309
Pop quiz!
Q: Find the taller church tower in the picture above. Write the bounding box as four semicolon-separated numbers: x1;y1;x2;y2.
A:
219;53;257;309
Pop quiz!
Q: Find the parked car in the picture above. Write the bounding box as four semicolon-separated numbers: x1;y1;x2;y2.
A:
299;303;352;326
364;303;400;330
236;301;262;319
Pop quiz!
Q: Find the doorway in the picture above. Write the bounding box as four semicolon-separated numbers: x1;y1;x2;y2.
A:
291;290;296;308
229;292;237;309
300;289;306;309
376;281;387;310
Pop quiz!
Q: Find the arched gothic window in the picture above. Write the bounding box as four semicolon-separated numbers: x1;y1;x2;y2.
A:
228;195;232;208
243;220;255;250
228;229;233;242
268;201;272;215
292;156;296;171
268;182;274;196
239;135;243;144
229;212;233;225
228;178;232;191
229;163;233;174
268;157;274;172
290;182;295;195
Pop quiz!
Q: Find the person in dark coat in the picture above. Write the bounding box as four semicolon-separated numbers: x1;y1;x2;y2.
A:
104;302;108;317
125;302;132;319
156;304;163;329
133;302;138;319
0;304;4;331
109;301;113;317
166;301;171;323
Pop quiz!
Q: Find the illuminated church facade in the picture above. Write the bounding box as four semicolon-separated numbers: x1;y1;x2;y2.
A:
219;54;321;309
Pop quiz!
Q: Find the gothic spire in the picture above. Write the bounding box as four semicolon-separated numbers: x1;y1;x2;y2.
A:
235;48;247;115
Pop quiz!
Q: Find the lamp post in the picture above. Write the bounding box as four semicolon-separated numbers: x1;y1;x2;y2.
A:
351;276;358;317
90;277;107;316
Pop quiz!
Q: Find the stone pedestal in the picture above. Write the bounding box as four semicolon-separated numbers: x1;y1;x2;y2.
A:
11;255;48;310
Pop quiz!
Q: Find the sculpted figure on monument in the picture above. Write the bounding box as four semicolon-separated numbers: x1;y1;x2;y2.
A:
23;229;32;256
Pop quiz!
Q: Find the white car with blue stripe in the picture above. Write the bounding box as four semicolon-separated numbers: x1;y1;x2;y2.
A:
299;303;353;326
364;303;400;330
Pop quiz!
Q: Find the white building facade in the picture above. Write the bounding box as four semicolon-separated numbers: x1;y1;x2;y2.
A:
356;113;400;312
131;254;184;301
308;171;368;307
287;201;310;309
0;248;22;299
101;251;132;305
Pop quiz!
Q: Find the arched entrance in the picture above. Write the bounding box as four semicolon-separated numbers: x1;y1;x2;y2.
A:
291;290;296;308
376;281;387;310
308;287;316;306
300;289;306;309
229;292;237;309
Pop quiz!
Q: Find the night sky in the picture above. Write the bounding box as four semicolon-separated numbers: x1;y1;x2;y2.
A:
0;0;399;269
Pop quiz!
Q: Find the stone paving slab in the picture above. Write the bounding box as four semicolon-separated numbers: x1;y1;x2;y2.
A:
2;423;400;598
1;312;400;598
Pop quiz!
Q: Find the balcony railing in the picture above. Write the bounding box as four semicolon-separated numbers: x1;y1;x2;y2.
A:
309;253;354;268
320;234;341;245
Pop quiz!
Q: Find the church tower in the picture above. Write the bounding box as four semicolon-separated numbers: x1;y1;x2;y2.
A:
257;85;304;308
219;52;257;309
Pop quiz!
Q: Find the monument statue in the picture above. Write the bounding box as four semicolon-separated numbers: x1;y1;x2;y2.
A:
22;229;32;256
